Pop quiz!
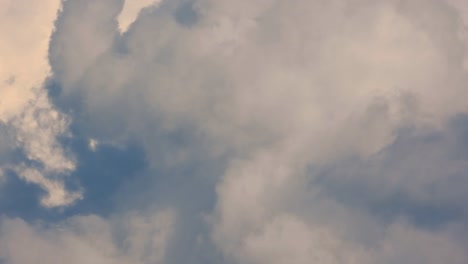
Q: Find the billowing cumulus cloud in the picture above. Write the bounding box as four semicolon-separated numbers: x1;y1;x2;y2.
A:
1;0;468;263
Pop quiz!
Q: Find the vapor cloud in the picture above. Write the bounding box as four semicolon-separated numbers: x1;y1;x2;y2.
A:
0;209;174;264
118;0;162;33
0;0;80;207
1;0;468;263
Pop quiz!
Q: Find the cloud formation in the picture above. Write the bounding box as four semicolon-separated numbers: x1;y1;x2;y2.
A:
2;0;468;263
0;209;174;264
118;0;162;33
0;0;80;207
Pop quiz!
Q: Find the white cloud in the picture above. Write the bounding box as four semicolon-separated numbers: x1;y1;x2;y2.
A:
88;138;99;151
0;0;80;207
0;0;59;120
13;167;81;208
118;0;162;33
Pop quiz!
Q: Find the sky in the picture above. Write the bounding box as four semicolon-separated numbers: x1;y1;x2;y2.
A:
1;0;468;263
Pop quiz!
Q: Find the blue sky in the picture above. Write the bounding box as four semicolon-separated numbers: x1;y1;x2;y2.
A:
1;0;468;263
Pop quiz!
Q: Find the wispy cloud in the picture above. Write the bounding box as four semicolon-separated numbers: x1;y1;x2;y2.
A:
0;0;80;207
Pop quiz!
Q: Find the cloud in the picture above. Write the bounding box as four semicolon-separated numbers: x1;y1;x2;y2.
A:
0;0;59;118
52;0;468;156
2;0;468;263
316;120;468;219
118;0;162;33
0;209;175;264
238;214;369;264
0;0;80;207
47;0;468;262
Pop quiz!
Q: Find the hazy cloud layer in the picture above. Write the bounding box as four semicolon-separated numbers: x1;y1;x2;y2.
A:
1;0;468;263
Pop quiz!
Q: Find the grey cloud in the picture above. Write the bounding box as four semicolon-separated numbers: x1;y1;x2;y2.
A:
5;0;468;263
0;209;175;264
314;117;468;229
